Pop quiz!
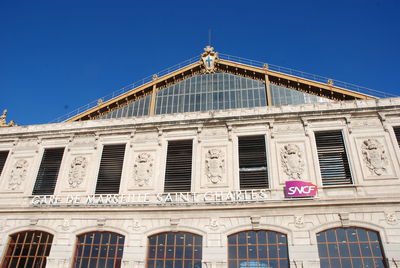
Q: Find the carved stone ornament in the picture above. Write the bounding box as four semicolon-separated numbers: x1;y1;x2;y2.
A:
294;216;305;228
361;139;388;176
68;156;88;188
205;149;224;184
281;144;304;180
9;159;28;190
133;153;153;187
201;46;218;73
0;109;17;127
386;213;398;225
208;218;220;231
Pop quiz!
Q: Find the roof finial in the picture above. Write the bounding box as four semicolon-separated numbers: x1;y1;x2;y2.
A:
208;28;212;47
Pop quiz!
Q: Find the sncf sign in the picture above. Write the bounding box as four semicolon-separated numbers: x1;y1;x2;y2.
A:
285;181;317;198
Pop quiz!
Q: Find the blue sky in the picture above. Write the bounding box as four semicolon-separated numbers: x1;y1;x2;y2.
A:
1;0;399;125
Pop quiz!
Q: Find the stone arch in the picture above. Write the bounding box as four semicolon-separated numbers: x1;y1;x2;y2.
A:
73;225;129;239
143;225;207;247
224;224;293;245
309;220;388;244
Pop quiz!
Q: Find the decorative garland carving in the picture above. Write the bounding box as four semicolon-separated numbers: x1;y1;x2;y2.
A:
9;159;28;190
205;149;224;184
68;156;88;188
361;139;388;176
133;153;153;187
281;144;304;180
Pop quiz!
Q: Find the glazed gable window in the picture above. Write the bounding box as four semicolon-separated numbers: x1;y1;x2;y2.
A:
164;140;193;192
32;148;64;195
238;135;269;189
0;150;9;176
314;131;352;185
95;144;126;194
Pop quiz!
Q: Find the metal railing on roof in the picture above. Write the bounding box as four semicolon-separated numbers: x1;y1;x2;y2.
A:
219;53;397;99
50;56;200;123
50;54;397;123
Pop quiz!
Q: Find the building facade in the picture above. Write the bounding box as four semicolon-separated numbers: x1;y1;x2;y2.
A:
0;48;399;267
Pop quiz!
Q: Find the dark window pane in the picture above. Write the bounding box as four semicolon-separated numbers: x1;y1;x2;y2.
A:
339;243;349;257
228;246;237;258
238;232;246;244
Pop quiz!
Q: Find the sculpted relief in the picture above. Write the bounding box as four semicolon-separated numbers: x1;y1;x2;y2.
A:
205;149;224;184
69;156;88;188
133;153;153;187
281;144;304;180
362;139;388;176
9;159;29;190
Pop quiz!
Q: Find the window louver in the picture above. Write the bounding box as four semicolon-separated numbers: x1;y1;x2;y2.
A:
238;135;268;189
0;150;9;176
32;148;64;195
315;131;352;185
164;140;193;192
393;126;400;147
95;144;126;194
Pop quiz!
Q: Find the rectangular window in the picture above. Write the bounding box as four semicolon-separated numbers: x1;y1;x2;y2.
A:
32;148;64;195
315;131;352;185
164;140;193;192
95;144;126;194
393;126;400;147
238;135;268;189
0;151;9;176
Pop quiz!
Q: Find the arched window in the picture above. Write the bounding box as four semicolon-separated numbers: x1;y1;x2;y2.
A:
228;230;289;268
147;232;202;268
317;227;387;268
73;231;125;268
2;230;53;267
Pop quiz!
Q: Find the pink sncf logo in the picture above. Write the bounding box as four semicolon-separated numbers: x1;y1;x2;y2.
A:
285;181;318;198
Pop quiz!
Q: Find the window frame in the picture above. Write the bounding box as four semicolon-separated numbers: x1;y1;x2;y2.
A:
94;143;127;195
1;230;54;268
72;231;126;268
162;138;195;193
316;227;388;268
32;147;65;195
311;127;355;186
146;231;203;268
0;150;10;178
227;229;290;268
236;133;270;190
